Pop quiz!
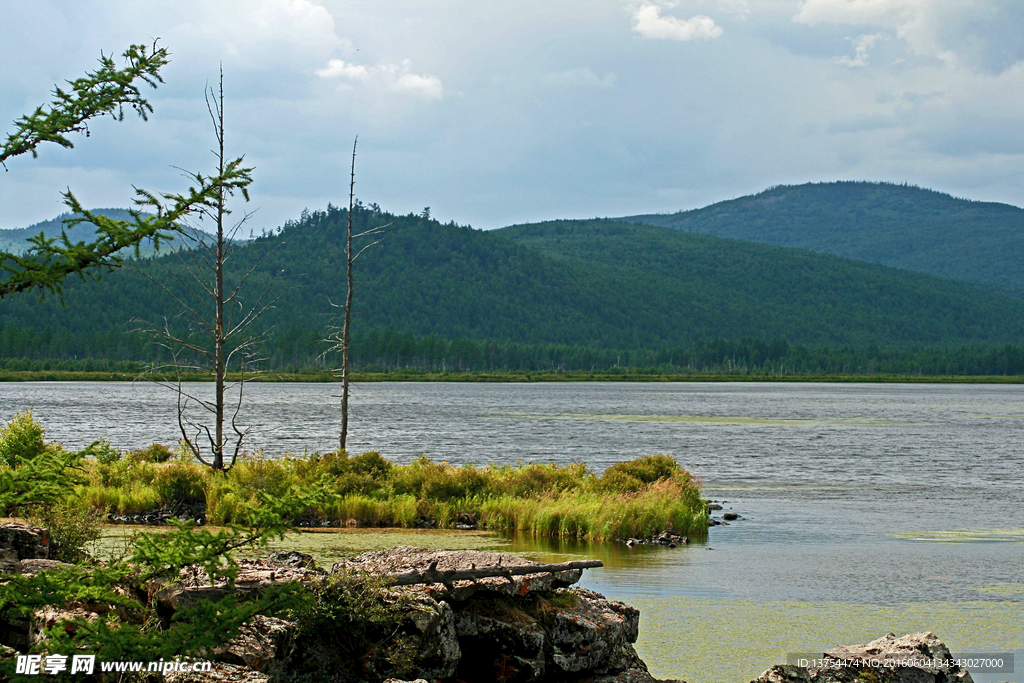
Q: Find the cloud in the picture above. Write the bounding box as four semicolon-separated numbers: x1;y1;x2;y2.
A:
834;32;887;67
631;2;724;41
793;0;1024;73
316;59;444;100
544;68;617;89
717;0;751;18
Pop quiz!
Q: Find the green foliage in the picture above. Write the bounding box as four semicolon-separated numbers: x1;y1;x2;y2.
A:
0;43;167;166
0;492;307;667
0;448;85;517
282;571;418;683
84;437;122;465
130;442;173;462
79;451;707;539
29;497;101;563
5;199;1024;371
624;181;1024;299
0;410;46;468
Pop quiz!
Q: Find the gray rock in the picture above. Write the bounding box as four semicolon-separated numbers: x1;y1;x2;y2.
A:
752;632;974;683
723;512;739;521
334;546;583;602
165;663;269;683
213;615;295;675
0;523;50;566
753;665;813;683
589;669;687;683
365;593;461;681
454;610;546;682
547;588;642;676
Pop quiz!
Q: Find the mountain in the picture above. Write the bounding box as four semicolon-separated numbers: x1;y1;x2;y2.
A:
2;205;1024;368
0;209;198;255
620;181;1024;298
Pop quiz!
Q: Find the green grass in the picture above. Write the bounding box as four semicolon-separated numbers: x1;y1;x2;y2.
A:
77;450;707;540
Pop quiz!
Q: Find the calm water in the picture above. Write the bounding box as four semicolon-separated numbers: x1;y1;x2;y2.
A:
2;381;1022;682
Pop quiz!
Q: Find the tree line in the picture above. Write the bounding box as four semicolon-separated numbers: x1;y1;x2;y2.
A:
5;330;1024;376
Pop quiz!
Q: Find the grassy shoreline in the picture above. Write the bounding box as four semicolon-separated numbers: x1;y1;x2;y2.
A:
2;369;1024;383
76;448;709;541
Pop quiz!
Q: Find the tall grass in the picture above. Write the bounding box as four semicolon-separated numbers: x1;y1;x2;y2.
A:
79;450;708;540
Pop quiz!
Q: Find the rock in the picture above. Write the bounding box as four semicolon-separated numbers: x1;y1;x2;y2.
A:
214;615;295;675
267;551;317;570
546;588;642;676
3;558;72;577
708;503;723;511
30;606;101;647
165;663;269;683
723;512;739;521
334;546;584;602
364;592;461;682
0;523;50;565
753;665;813;683
590;670;687;683
751;632;974;683
156;557;324;611
454;610;546;682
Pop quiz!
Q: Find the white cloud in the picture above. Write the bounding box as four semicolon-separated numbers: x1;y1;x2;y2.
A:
717;0;751;18
834;32;887;67
631;2;724;41
316;58;443;100
793;0;1024;72
545;68;617;89
173;0;348;69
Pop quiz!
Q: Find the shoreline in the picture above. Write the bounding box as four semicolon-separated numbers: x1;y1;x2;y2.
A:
2;369;1024;384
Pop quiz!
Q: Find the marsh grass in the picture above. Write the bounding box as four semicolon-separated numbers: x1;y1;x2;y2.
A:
79;450;707;540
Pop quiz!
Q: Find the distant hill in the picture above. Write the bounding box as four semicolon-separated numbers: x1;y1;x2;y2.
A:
3;206;1024;368
0;209;199;256
620;181;1024;298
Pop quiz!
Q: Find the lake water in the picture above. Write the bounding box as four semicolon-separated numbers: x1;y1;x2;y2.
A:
2;381;1022;682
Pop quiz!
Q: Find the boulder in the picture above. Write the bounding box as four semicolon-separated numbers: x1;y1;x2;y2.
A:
165;662;270;683
454;610;547;682
546;588;643;677
214;615;295;676
0;523;50;567
334;546;583;602
752;632;974;683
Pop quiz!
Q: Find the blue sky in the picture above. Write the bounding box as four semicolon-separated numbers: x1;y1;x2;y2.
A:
1;0;1022;232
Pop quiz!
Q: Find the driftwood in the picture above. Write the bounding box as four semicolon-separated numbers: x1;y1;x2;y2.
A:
386;558;603;586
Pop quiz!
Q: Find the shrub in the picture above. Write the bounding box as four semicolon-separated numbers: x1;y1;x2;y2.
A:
152;462;207;505
129;443;173;463
30;497;101;563
282;571;417;683
601;454;682;486
87;439;122;465
0;410;47;468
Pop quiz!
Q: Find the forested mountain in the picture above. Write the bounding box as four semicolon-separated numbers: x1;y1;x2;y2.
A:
0;208;195;255
621;181;1024;298
2;204;1024;371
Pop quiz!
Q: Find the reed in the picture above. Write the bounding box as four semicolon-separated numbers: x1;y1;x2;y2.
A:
79;449;708;540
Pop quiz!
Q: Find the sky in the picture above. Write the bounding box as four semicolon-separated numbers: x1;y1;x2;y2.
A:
1;0;1022;232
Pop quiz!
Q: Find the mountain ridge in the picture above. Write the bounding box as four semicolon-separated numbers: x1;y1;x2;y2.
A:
618;180;1024;298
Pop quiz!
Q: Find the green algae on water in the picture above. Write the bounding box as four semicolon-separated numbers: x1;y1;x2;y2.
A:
625;597;1024;683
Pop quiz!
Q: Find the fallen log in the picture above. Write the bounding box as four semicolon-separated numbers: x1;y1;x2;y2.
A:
386;558;603;586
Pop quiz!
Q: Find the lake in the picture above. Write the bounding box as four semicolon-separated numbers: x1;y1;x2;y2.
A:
2;381;1022;682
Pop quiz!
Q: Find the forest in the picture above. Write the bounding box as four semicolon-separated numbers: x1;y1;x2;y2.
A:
3;201;1024;376
623;181;1024;299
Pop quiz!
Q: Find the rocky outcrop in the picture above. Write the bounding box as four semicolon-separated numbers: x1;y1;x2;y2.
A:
326;546;676;683
753;632;974;683
0;522;50;572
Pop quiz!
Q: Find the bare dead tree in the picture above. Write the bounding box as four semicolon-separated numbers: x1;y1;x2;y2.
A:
322;137;393;451
138;68;286;471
